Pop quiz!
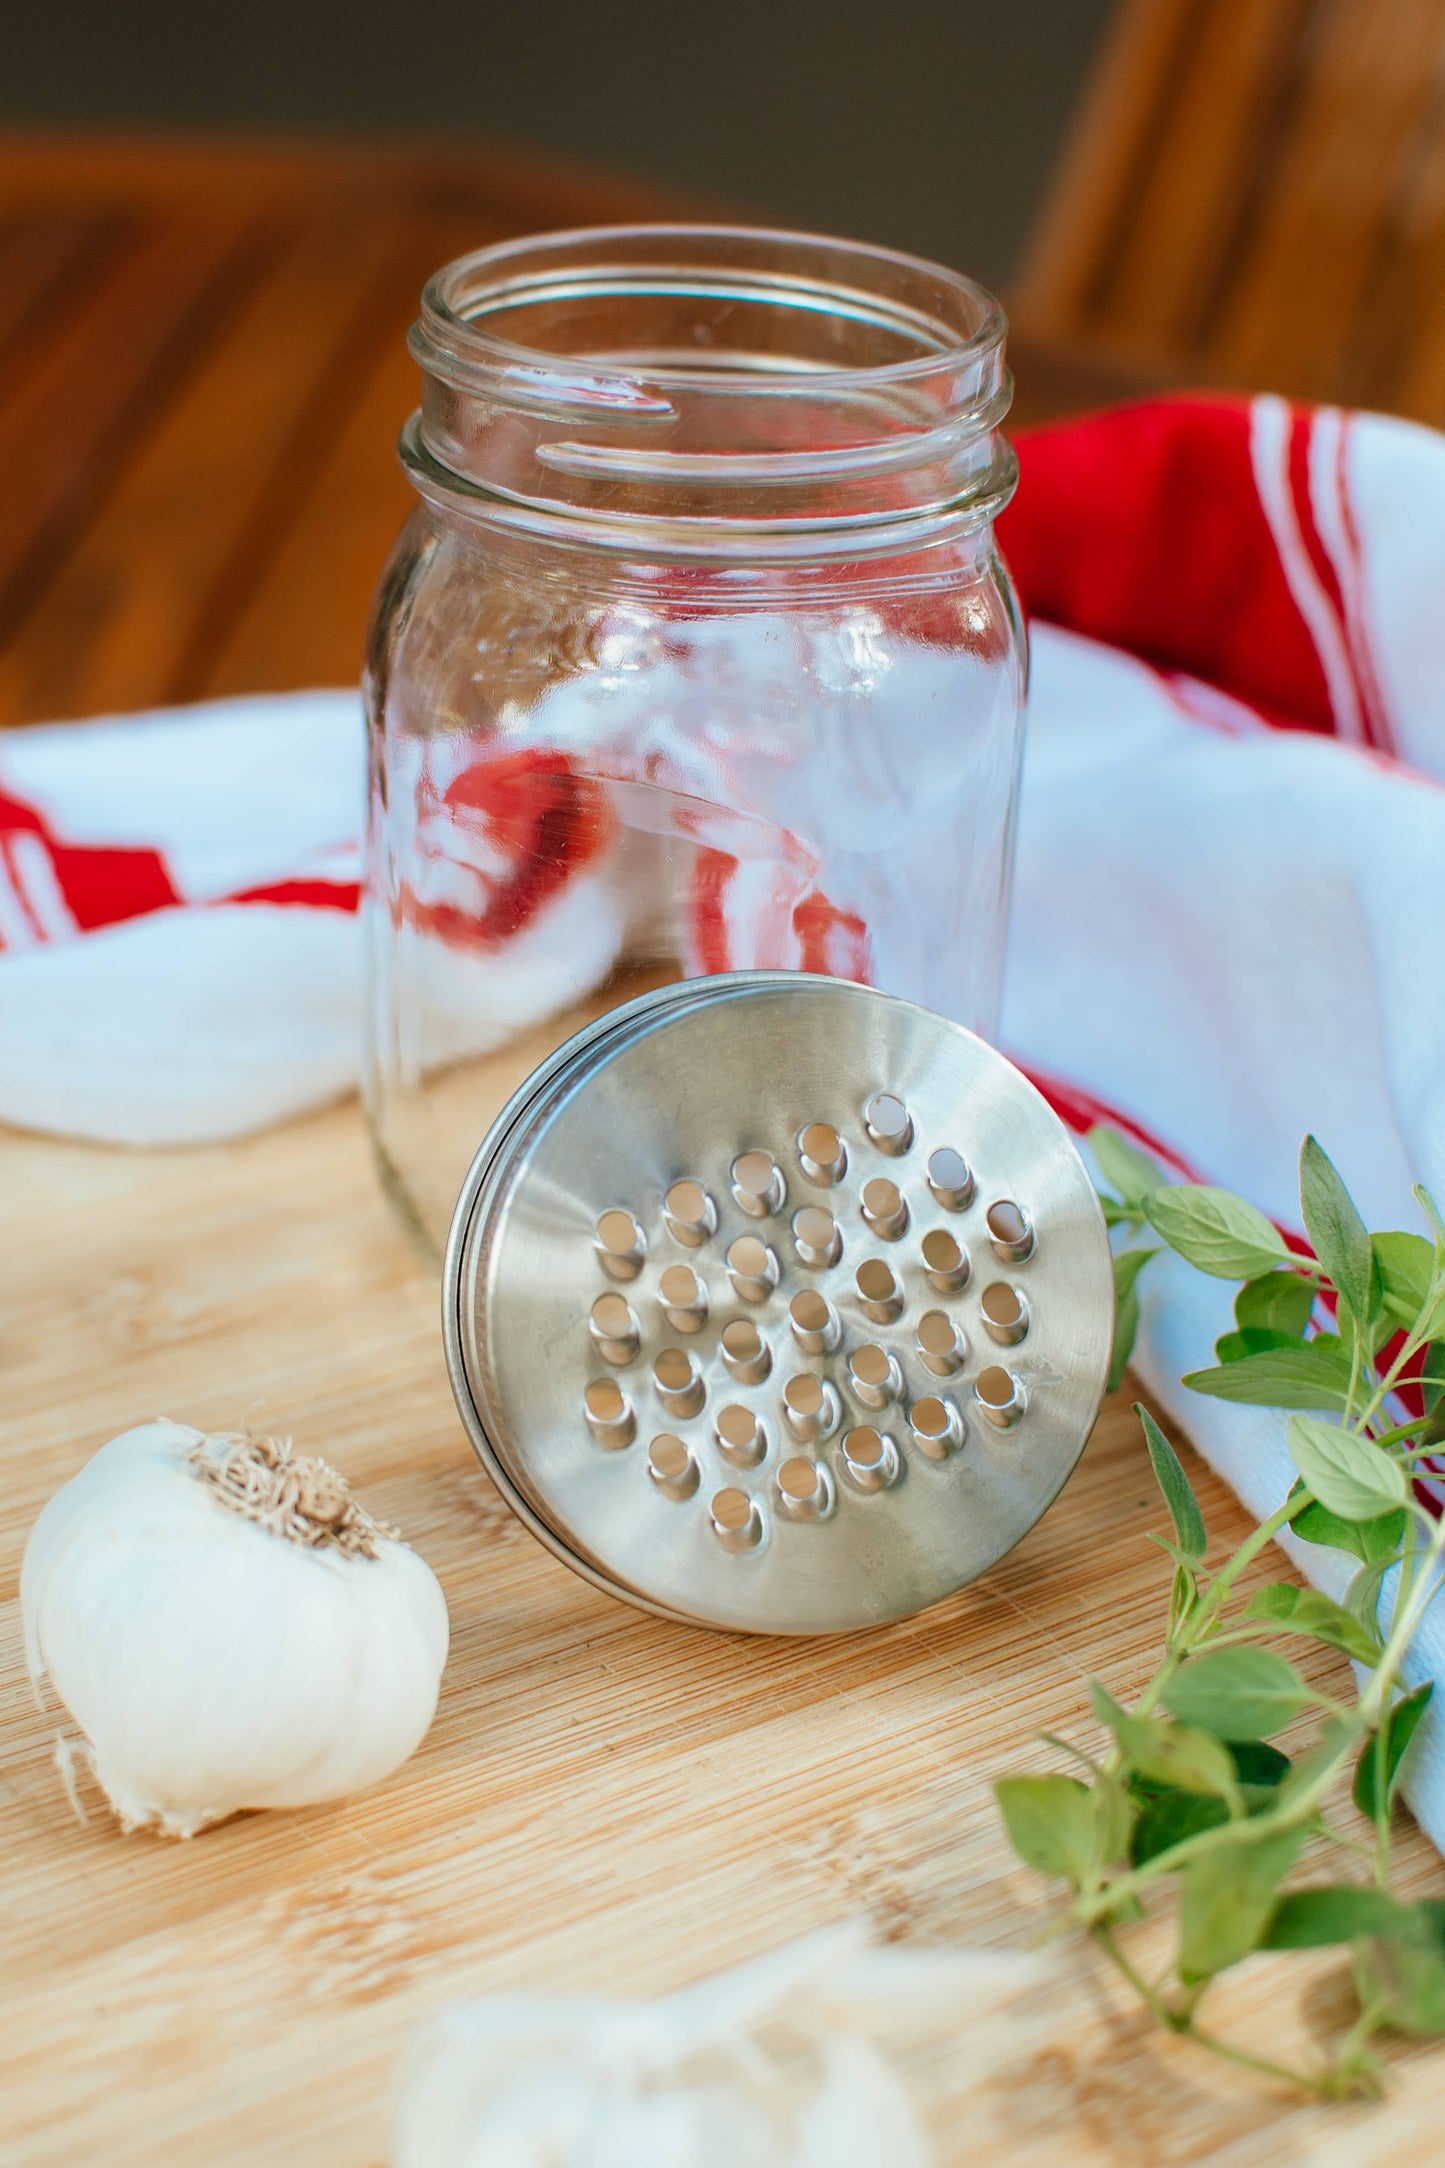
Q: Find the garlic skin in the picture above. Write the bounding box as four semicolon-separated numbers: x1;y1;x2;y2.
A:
22;1420;449;1837
394;1924;1040;2168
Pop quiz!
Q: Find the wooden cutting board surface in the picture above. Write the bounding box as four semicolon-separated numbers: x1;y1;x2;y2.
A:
3;1099;1445;2167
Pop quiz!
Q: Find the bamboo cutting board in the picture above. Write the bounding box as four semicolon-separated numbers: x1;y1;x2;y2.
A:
3;1100;1445;2166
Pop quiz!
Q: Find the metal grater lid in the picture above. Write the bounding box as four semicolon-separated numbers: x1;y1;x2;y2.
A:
443;973;1114;1635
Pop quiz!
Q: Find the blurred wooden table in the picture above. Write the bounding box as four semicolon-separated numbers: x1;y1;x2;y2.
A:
0;131;1155;733
3;133;1442;2168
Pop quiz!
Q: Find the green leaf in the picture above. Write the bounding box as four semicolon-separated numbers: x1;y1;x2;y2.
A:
1356;1902;1445;2034
994;1774;1098;1883
1243;1582;1383;1665
1422;1341;1445;1417
1183;1340;1352;1411
1144;1186;1290;1280
1136;1404;1206;1561
1235;1270;1317;1339
1129;1787;1228;1867
1263;1885;1414;1949
1300;1136;1377;1325
1178;1827;1307;1983
1213;1327;1301;1364
1161;1647;1307;1741
1227;1739;1292;1787
1107;1257;1153;1395
1088;1125;1166;1210
1373;1231;1434;1332
1288;1414;1409;1521
1089;1682;1242;1807
1287;1479;1407;1566
1353;1681;1435;1821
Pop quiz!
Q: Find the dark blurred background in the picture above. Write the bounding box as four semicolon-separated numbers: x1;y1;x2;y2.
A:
0;0;1115;289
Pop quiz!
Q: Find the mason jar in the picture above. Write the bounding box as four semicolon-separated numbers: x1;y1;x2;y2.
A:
364;224;1025;1260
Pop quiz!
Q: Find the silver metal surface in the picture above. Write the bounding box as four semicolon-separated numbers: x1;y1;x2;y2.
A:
444;971;1114;1635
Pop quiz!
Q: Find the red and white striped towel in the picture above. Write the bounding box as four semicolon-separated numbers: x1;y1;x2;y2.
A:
6;393;1445;1843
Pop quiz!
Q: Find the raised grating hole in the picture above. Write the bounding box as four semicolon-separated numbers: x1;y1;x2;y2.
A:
987;1199;1034;1262
851;1343;890;1385
927;1146;975;1209
732;1150;785;1218
976;1365;1027;1428
981;1281;1028;1346
846;1426;885;1467
855;1256;904;1321
658;1262;708;1331
664;1179;717;1246
595;1208;645;1279
586;1379;625;1421
778;1456;820;1500
653;1346;704;1416
797;1120;847;1185
792;1204;842;1269
864;1092;913;1154
724;1318;762;1359
916;1308;965;1376
785;1373;824;1416
589;1292;640;1362
712;1485;753;1530
727;1234;779;1300
921;1227;969;1292
650;1433;690;1477
861;1177;908;1239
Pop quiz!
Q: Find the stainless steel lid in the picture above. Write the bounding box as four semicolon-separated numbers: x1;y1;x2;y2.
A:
443;972;1113;1635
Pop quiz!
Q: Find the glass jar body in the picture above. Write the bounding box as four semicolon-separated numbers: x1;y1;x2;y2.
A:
364;507;1026;1258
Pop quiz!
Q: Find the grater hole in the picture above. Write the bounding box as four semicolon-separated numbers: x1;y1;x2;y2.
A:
723;1318;761;1358
982;1281;1029;1345
793;1205;842;1269
851;1343;890;1385
726;1233;779;1300
659;1262;708;1331
650;1433;689;1478
664;1178;717;1246
927;1146;975;1209
788;1287;840;1352
798;1120;847;1185
595;1208;645;1279
913;1396;948;1437
785;1373;824;1417
586;1379;625;1421
846;1426;885;1468
710;1486;761;1548
910;1393;962;1458
987;1199;1034;1262
864;1092;913;1154
916;1309;965;1376
654;1348;693;1391
791;1289;829;1331
716;1403;765;1465
861;1177;909;1239
977;1364;1021;1408
921;1227;970;1292
855;1256;904;1321
732;1150;785;1218
589;1292;640;1361
778;1456;821;1500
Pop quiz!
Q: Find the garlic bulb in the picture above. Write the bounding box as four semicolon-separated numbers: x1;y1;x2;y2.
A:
394;1923;1040;2168
22;1420;449;1837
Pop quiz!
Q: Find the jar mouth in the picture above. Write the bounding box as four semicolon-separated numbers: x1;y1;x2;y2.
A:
413;223;1007;403
406;223;1014;549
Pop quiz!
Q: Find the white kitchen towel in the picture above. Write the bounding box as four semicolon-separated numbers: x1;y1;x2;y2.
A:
5;392;1445;1844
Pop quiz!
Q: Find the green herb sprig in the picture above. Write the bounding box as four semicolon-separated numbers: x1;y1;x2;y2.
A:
997;1130;1445;2098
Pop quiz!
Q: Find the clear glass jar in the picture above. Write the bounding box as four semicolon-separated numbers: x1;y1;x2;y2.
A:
364;224;1025;1260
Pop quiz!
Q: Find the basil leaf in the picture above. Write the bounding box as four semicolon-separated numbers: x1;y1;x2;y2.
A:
1090;1682;1242;1806
1136;1404;1206;1561
1300;1135;1377;1325
1235;1270;1317;1338
1263;1885;1414;1948
1178;1827;1307;1982
1287;1480;1406;1566
1107;1284;1139;1394
1353;1681;1434;1821
994;1773;1097;1883
1422;1341;1445;1417
1088;1125;1166;1210
1213;1327;1301;1364
1129;1787;1228;1867
1144;1186;1290;1280
1243;1582;1383;1665
1162;1647;1307;1741
1183;1341;1352;1410
1288;1413;1408;1520
1227;1738;1292;1787
1356;1902;1445;2034
1373;1231;1434;1332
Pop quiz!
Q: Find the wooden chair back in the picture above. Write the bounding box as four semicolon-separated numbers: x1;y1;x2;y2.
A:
1014;0;1445;422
